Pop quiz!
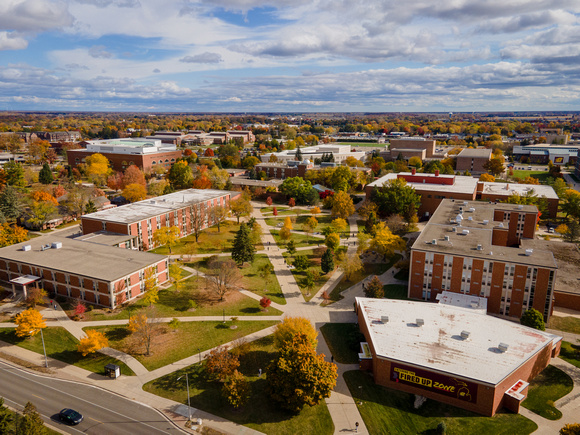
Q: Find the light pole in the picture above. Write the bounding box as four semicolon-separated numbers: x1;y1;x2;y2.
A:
39;328;48;368
197;348;201;364
177;373;191;423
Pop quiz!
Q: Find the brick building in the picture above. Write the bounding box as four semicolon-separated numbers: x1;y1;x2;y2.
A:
409;199;558;321
356;297;561;416
0;235;168;309
81;189;240;251
389;138;436;158
366;171;559;218
456;148;492;174
68;138;182;173
254;161;313;179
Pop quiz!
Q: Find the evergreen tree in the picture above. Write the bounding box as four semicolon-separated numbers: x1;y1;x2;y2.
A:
84;199;98;214
0;186;22;221
364;276;384;298
17;401;46;435
295;145;303;161
321;248;334;274
231;223;256;266
520;308;545;331
38;163;53;185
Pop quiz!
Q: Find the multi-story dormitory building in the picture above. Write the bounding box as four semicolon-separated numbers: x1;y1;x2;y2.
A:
81;189;241;251
409;199;558;321
0;235;168;309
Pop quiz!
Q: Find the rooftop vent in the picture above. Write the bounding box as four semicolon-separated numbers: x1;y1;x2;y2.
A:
381;316;389;323
150;200;156;204
416;318;424;327
40;244;51;251
463;201;469;206
498;343;509;353
518;204;523;210
432;239;437;245
51;242;62;250
499;223;504;228
452;227;457;232
444;235;450;241
462;229;470;235
460;330;471;339
477;244;482;250
525;249;533;256
468;207;475;212
21;245;31;251
483;219;489;225
489;251;493;255
468;216;473;221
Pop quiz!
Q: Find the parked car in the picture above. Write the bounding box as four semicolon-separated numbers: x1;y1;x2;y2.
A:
59;408;83;425
548;228;555;234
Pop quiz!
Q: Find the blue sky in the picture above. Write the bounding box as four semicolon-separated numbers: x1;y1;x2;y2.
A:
0;0;579;112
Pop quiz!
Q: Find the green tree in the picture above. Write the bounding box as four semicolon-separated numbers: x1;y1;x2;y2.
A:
38;163;53;185
325;232;340;251
483;158;505;177
295;145;303;161
27;200;57;230
520;308;545;331
166;161;193;189
286;239;296;257
222;370;250;409
339;254;363;282
321;248;335;274
4;161;25;187
232;223;256;266
17;401;47;435
364;275;384;298
371;178;421;222
331;191;355;219
279;177;315;205
302;216;318;240
292;254;310;271
0;186;22;221
230;196;252;224
0;397;11;433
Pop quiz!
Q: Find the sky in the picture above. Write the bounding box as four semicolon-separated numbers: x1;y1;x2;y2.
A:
0;0;580;112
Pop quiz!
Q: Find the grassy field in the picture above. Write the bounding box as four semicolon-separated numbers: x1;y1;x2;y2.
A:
282;249;331;301
319;323;363;364
384;284;408;299
344;370;537;435
559;341;580;369
0;327;135;376
150;221;262;256
328;254;402;303
260;206;288;214
549;316;580;334
187;254;286;305
89;320;278;371
143;335;334;435
265;215;334;232
83;276;282;321
511;170;552;183
522;365;573;420
270;229;322;248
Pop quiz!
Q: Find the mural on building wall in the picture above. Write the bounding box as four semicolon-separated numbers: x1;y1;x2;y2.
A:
391;362;478;403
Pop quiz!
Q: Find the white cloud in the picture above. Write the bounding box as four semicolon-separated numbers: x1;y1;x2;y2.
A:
0;32;28;50
89;45;113;58
180;52;223;64
0;0;73;32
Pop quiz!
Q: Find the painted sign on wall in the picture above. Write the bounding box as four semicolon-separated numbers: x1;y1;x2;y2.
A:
391;362;478;403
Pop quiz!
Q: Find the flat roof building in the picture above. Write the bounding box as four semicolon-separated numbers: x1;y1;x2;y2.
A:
456;148;492;174
262;144;366;165
356;297;561;416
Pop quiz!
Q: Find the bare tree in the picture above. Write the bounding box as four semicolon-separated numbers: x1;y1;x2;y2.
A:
190;202;206;243
210;204;228;232
128;308;162;356
205;257;242;301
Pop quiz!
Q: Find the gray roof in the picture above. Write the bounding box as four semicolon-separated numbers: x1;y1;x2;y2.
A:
82;189;231;225
457;148;493;158
0;235;166;282
74;231;137;246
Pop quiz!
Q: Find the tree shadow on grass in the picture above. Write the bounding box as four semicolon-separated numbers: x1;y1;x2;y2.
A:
104;327;131;341
240;307;261;314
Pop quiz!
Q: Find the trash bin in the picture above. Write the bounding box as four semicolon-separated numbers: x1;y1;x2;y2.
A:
105;363;120;379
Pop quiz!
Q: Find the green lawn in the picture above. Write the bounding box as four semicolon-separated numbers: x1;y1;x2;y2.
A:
328;254;402;303
394;268;409;281
0;327;135;376
522;365;573;420
320;323;363;364
384;284;408;299
511;170;552;183
265;215;334;233
549;316;580;334
187;254;286;305
82;276;282;321
282;249;331;301
270;229;322;248
90;320;278;371
344;370;537;435
143;335;334;435
260;206;288;214
559;341;580;369
150;221;262;256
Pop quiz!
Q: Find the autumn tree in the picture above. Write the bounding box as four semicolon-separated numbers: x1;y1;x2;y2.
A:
231;223;255;265
325;232;340;251
230;196;252;223
483;158;505;177
107;172;123;191
189;202;206;242
84;153;112;185
560;423;580;435
166;160;193;189
128;309;161;356
339;254;363;282
364;276;384;298
274;316;318;349
153;226;180;253
210;205;228;232
121;165;146;188
222;370;250;409
74;300;86;319
205;345;240;381
331;191;355;219
283;216;293;230
17;401;47;435
260;296;272;310
26;288;46;309
266;196;273;206
143;268;159;306
26;200;56;230
15;308;46;338
331;217;348;235
303;216;318;240
311;206;321;216
123;183;147;202
479;173;495;182
370;223;406;258
0;223;28;248
206;257;242;301
77;330;109;356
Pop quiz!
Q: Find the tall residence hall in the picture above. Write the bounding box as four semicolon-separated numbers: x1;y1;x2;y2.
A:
81;189;240;251
365;171;559;218
409;199;558;321
67;138;183;173
356;297;561;416
0;235;168;309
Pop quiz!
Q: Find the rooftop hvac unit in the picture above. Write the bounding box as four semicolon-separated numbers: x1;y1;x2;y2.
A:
381;316;389;323
498;343;509;353
444;235;450;241
452;227;457;232
416;318;424;327
432;239;437;245
477;244;482;250
40;244;51;251
460;330;471;339
518;204;523;209
525;249;533;256
150;200;156;204
498;223;504;228
462;229;470;235
483;219;489;225
468;216;473;221
468;207;475;212
22;245;31;251
463;201;469;206
51;242;62;249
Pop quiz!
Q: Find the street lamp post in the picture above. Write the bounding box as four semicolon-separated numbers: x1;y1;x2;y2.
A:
177;373;192;423
197;348;201;364
40;328;48;368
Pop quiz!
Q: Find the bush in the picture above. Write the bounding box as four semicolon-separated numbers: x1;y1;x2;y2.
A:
436;421;447;434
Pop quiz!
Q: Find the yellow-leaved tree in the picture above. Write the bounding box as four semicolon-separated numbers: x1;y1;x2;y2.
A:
14;308;46;338
370;222;406;258
77;330;109;356
84;153;111;185
273;316;318;350
479;173;495;182
122;183;147;202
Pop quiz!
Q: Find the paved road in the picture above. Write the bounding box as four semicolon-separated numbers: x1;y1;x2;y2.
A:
0;360;182;435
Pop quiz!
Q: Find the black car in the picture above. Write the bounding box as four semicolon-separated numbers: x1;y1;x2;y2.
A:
59;408;83;425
